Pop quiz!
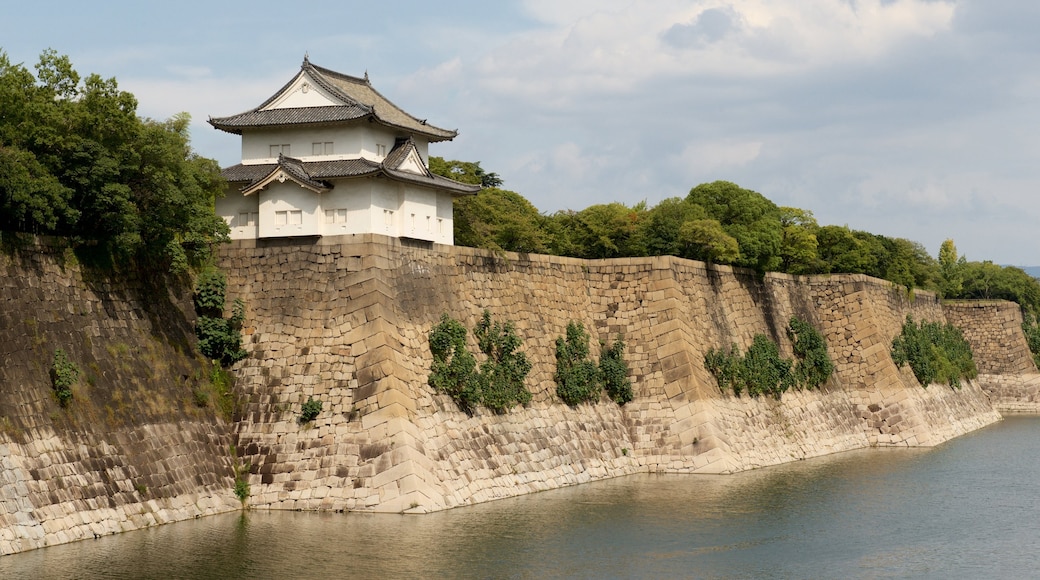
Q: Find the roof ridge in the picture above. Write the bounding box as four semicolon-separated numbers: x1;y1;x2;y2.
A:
302;60;370;111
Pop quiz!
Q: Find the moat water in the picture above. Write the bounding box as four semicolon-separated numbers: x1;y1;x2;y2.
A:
3;416;1040;579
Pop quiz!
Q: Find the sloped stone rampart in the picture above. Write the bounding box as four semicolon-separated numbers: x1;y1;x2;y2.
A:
219;235;1004;513
942;300;1040;412
2;234;1031;556
0;239;240;556
943;300;1036;375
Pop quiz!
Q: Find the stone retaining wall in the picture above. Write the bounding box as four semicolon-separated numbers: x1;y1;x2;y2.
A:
218;235;1005;514
2;233;1033;556
943;300;1036;374
0;239;240;556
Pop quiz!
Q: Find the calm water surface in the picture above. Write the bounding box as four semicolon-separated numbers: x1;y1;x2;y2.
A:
3;416;1040;579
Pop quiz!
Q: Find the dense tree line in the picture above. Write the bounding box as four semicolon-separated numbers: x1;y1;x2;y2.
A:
0;50;228;272
433;157;1040;317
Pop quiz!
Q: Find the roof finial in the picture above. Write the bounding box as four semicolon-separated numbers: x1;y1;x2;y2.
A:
303;52;310;66
364;69;369;82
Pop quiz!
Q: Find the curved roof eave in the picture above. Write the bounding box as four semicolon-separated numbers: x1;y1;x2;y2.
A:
208;58;459;141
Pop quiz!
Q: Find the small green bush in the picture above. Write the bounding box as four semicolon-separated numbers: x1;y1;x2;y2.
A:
741;334;794;398
788;317;834;389
891;315;977;388
234;477;249;503
50;348;79;407
209;363;237;422
555;322;601;406
428;314;480;412
705;318;831;398
300;397;323;423
474;310;532;413
600;336;633;405
704;343;743;396
194;269;247;366
1022;311;1040;369
427;311;531;413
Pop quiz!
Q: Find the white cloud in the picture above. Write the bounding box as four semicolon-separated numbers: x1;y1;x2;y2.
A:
672;140;765;176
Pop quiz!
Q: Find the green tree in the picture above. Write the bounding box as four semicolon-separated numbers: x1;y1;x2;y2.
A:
677;219;740;264
428;156;502;188
778;207;819;274
686;181;783;272
814;225;877;274
452;188;548;253
637;197;707;258
938;239;966;298
0;50;228;271
551;202;647;259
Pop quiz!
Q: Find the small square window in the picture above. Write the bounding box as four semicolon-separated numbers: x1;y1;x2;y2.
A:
376;143;387;157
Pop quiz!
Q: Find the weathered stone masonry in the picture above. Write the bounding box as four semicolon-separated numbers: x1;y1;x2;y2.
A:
0;240;239;556
2;234;1037;556
218;235;1032;515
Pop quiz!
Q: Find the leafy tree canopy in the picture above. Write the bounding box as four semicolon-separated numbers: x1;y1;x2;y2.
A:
429;156;503;188
0;49;228;272
686;181;783;273
426;156;1040;318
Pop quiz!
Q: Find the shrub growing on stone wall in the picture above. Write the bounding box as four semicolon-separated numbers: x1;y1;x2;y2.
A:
474;310;533;413
193;268;247;367
1022;311;1040;369
428;313;480;412
704;343;743;396
600;336;633;404
891;315;977;389
788;317;834;389
300;396;323;423
50;348;79;407
555;322;601;406
741;335;795;398
705;318;831;398
428;311;532;413
553;322;633;406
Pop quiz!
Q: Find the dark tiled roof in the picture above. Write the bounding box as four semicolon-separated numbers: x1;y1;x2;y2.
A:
222;156;479;195
209;58;458;141
237;155;331;196
277;155;329;190
382;137;432;177
208;105;369;132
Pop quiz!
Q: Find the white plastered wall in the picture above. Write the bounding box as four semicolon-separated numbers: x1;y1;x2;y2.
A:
216;185;260;240
258;182;321;238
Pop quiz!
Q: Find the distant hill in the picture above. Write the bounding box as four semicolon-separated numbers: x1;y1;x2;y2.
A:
1020;267;1040;279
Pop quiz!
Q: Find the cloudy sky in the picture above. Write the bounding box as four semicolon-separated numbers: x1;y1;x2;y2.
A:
3;1;1039;265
